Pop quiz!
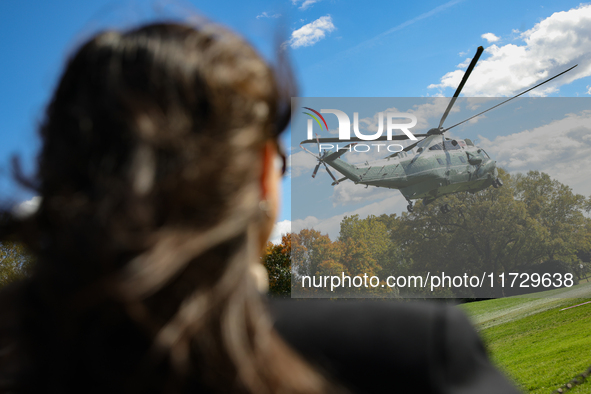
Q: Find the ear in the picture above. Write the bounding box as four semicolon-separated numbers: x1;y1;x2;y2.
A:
260;140;278;200
258;140;281;250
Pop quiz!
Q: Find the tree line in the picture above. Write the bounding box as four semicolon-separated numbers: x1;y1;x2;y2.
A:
3;170;591;298
265;170;591;298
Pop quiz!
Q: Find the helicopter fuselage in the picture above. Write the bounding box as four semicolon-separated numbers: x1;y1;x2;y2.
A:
322;138;498;204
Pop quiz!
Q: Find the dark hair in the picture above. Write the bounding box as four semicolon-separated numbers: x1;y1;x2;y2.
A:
0;22;330;394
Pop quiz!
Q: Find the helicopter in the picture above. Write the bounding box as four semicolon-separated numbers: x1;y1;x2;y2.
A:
300;46;577;214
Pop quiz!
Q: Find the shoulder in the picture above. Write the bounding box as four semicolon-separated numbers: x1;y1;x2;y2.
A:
269;299;521;394
0;281;31;392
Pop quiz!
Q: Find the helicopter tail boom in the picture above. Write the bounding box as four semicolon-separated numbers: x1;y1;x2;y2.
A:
322;154;362;183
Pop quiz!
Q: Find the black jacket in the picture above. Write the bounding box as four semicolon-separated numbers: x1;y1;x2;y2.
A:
270;300;521;394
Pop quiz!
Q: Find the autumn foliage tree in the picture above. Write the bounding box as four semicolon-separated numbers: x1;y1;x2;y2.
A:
0;241;34;288
288;169;591;298
291;229;337;278
394;170;590;296
261;234;292;297
338;215;389;278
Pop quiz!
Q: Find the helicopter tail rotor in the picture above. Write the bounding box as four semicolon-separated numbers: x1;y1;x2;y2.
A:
322;162;339;183
312;162;321;178
300;142;344;184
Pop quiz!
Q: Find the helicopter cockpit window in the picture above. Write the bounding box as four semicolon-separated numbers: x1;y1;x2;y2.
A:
427;141;461;151
480;150;490;159
444;141;461;150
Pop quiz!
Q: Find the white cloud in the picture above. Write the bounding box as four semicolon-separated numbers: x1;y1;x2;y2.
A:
290;150;318;177
457;57;472;69
408;100;457;131
481;32;500;43
269;220;292;244
292;0;321;10
287;15;335;49
428;69;464;92
465;97;497;111
293;213;340;239
587;85;591;95
291;215;320;233
468;114;485;124
256;12;281;19
479;109;591;196
429;5;591;97
330;181;392;207
13;196;41;218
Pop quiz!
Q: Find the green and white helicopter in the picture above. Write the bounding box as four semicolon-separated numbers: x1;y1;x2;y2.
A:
300;47;576;214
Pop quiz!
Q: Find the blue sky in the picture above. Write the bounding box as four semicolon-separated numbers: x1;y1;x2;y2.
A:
1;0;591;241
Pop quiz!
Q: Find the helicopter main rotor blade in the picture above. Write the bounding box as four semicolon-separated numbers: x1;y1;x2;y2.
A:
312;162;321;178
323;163;339;184
442;64;578;133
315;133;321;153
300;134;429;145
438;46;484;130
386;139;422;158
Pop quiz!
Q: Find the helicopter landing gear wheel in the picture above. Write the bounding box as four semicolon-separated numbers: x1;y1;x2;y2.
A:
407;201;414;213
440;204;451;214
492;178;503;188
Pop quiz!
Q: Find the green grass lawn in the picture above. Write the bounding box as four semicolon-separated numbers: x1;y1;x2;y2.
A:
460;283;591;393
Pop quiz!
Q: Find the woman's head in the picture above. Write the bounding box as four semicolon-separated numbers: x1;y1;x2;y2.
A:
40;22;286;235
4;22;332;394
31;23;289;288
